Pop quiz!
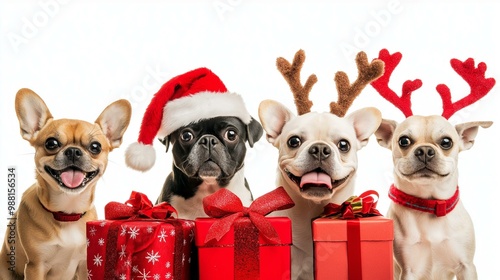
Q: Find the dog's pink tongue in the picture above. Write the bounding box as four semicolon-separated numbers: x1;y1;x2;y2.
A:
60;170;85;188
300;172;332;189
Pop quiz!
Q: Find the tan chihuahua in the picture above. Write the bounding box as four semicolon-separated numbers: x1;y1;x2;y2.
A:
0;89;131;279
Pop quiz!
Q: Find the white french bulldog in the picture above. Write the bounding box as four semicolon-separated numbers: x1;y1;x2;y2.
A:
259;100;382;279
375;115;492;280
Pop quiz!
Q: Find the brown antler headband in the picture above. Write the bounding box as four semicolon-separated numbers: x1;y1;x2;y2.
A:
276;49;384;117
371;49;496;119
276;50;316;115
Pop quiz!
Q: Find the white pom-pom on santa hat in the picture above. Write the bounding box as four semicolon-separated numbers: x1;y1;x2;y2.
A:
125;67;252;172
125;142;156;171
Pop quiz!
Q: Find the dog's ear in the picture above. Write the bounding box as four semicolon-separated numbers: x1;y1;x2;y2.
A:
258;100;295;145
15;88;53;143
158;135;170;152
246;117;263;148
455;121;493;151
95;99;132;150
345;107;382;149
374;119;398;150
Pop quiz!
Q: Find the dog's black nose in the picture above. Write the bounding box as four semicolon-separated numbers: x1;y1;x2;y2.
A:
414;146;435;163
199;135;219;150
64;147;83;162
309;144;331;160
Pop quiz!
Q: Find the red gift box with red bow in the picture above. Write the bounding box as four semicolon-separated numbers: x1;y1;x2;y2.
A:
313;191;394;280
195;187;294;280
86;191;194;280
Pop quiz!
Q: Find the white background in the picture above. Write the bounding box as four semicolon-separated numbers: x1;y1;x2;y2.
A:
1;0;498;278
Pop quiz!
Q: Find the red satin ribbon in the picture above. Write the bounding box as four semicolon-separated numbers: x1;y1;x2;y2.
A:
105;190;177;220
203;186;295;244
102;191;184;279
203;187;294;280
322;190;381;219
321;190;382;280
347;220;362;280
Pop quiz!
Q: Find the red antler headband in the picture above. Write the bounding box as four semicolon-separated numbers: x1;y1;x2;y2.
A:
370;49;496;119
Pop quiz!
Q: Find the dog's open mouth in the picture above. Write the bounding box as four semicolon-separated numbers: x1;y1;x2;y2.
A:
45;166;99;190
286;168;349;191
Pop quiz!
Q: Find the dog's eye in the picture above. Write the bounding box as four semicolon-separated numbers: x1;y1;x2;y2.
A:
180;131;194;142
337;139;350;152
287;136;301;148
45;138;61;151
398;136;412;148
440;137;453;150
224;129;238;142
89;142;102;155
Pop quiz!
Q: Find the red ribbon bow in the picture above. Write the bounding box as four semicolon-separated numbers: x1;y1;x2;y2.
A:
203;186;295;245
322;190;382;219
105;191;177;220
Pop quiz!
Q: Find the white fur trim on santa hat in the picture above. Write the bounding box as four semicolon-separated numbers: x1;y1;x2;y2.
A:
125;142;156;172
158;91;252;138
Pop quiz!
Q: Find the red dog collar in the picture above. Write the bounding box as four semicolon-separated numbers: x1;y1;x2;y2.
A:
41;202;86;222
388;184;460;217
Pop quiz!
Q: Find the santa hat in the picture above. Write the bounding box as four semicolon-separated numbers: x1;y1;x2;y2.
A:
125;67;252;172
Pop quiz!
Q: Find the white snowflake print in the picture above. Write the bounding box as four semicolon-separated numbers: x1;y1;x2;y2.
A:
89;226;97;236
188;229;194;241
165;272;172;279
128;226;140;239
124;260;132;267
86;238;90;247
165;261;171;268
132;265;139;273
87;269;93;280
182;253;186;264
154;274;161;280
119;244;127;260
120;225;128;236
93;254;103;267
137;268;151;279
100;221;107;227
183;220;194;228
158;228;168;242
183;239;187;246
119;273;127;280
146;250;161;265
147;226;154;234
98;238;105;246
169;229;176;236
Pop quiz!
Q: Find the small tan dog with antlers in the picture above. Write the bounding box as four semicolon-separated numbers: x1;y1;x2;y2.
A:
372;49;494;280
259;50;384;280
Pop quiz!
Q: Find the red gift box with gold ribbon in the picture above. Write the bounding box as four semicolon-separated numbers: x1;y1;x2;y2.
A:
195;187;294;280
86;191;194;280
313;191;394;280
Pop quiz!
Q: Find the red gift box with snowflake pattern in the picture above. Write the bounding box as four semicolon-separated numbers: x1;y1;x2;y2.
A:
86;192;194;280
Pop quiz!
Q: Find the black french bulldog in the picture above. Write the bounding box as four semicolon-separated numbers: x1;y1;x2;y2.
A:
156;116;263;220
